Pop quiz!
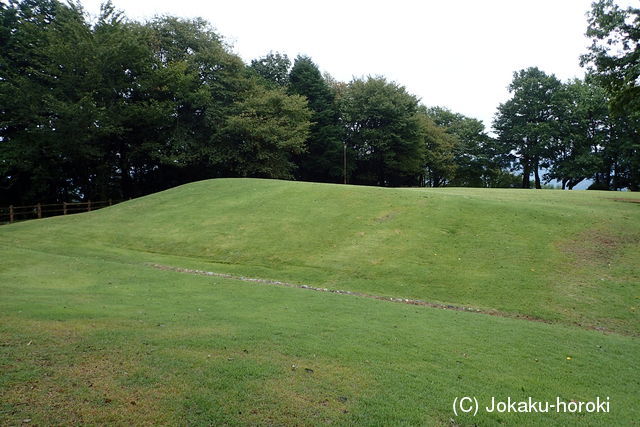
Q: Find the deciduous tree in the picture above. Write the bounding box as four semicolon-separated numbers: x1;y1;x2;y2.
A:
493;67;562;189
547;79;608;190
340;77;425;186
217;85;311;178
581;0;639;190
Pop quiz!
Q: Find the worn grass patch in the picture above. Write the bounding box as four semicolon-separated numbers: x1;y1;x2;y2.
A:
611;198;640;204
552;227;640;335
558;228;640;267
0;319;180;425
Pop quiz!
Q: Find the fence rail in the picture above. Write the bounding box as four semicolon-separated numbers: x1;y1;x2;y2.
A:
0;199;121;224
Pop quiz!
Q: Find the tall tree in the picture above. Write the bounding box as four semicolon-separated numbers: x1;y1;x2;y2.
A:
216;85;311;178
145;16;248;180
90;5;174;199
581;0;639;190
340;77;425;186
493;67;562;189
0;1;314;204
287;55;343;183
426;107;506;187
547;79;609;190
417;111;456;187
0;0;101;203
594;114;639;190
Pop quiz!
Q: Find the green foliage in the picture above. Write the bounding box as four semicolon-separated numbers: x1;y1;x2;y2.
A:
340;77;425;186
6;0;637;202
493;67;563;189
486;170;523;188
426;107;506;187
217;86;311;178
140;15;252;185
546;80;608;189
494;65;636;191
0;2;312;203
287;56;344;183
1;0;96;201
581;0;640;191
582;0;640;118
416;112;456;187
249;51;291;88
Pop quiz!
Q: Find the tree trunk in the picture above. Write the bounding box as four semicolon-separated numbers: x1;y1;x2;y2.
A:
522;157;531;189
533;157;541;189
603;170;612;190
630;162;640;192
121;160;131;199
377;156;385;187
569;178;583;190
612;162;619;190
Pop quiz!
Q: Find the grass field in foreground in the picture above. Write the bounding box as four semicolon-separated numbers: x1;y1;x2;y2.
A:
1;179;639;424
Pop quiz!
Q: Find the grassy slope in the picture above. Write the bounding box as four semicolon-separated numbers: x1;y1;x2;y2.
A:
3;178;638;332
1;178;639;424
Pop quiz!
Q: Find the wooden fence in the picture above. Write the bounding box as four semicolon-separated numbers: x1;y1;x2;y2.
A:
0;200;121;224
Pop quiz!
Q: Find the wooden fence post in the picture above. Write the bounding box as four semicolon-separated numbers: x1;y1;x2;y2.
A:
0;199;120;226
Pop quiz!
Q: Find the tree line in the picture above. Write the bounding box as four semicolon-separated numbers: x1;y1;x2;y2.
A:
1;0;638;205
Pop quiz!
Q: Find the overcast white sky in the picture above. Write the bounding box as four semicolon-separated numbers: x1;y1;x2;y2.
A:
81;0;610;132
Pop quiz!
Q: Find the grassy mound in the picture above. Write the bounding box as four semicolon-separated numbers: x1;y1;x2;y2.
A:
1;178;638;424
3;178;639;333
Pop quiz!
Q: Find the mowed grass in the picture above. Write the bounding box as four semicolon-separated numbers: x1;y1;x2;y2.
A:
1;178;639;424
1;247;639;425
3;178;639;333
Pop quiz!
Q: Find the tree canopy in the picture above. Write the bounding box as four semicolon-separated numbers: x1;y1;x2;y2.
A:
340;77;425;186
0;1;311;203
493;67;563;189
581;0;639;190
287;55;344;183
0;0;638;206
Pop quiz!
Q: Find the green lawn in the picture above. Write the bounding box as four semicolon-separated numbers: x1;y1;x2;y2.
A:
1;179;639;424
